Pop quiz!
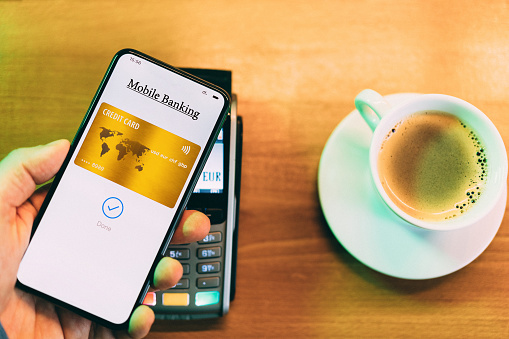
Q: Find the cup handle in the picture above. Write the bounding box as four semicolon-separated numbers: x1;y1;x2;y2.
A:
355;89;391;131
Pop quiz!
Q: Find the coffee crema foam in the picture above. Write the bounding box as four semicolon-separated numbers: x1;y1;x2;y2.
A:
377;111;487;222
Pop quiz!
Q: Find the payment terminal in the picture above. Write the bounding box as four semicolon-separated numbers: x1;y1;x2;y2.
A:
144;69;242;319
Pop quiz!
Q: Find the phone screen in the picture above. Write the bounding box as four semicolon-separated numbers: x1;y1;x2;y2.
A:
17;50;229;327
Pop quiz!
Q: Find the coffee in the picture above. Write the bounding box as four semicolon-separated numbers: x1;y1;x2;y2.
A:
377;111;487;222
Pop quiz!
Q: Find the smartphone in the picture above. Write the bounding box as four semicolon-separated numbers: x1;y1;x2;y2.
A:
145;68;242;319
16;49;230;329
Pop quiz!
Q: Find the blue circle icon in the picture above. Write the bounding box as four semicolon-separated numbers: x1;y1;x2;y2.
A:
102;197;124;219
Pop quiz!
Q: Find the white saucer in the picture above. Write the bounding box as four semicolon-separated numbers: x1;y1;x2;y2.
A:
318;93;507;280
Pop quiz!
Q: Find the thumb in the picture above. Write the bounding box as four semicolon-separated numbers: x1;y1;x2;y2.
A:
0;140;70;208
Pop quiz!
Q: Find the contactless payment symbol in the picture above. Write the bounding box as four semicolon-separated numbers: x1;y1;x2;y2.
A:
181;145;191;155
102;197;124;219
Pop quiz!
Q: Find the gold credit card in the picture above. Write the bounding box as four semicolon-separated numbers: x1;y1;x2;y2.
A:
75;102;201;208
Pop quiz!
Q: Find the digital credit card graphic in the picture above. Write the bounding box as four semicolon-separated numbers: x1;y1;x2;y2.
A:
75;102;201;208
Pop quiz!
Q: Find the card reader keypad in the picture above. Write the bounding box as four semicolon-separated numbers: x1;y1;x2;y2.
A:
147;208;226;319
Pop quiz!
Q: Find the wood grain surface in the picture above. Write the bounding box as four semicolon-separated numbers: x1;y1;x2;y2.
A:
1;1;509;337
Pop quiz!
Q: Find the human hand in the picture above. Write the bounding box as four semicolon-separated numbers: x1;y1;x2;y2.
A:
0;140;210;338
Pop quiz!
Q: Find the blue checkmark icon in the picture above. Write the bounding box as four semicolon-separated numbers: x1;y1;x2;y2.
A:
102;197;124;219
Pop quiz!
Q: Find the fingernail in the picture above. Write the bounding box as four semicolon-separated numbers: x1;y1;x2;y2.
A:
183;211;207;237
182;212;198;237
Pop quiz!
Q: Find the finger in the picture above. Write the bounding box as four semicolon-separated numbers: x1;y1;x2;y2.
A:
0;140;70;208
54;305;94;339
127;305;154;339
152;256;183;291
11;184;52;236
29;183;52;211
170;210;210;244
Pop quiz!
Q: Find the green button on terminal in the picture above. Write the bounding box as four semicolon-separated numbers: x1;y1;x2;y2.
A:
195;291;220;306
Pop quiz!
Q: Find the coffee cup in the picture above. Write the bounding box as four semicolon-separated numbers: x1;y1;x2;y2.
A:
355;89;507;231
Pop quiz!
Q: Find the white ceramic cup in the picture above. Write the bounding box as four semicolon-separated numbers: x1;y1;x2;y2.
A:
355;89;508;231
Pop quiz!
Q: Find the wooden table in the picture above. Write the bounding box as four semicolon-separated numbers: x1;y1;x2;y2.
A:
1;1;509;337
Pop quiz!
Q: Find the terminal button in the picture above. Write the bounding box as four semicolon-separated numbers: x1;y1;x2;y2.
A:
195;291;220;306
199;232;222;244
197;247;221;259
142;292;156;306
172;278;190;289
163;293;189;306
168;249;190;260
197;262;221;274
197;277;220;288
